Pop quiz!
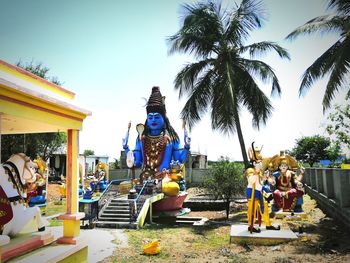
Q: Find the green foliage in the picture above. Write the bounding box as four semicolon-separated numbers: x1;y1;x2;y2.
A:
167;0;290;168
290;135;332;167
286;0;350;110
83;149;95;156
109;158;120;169
16;60;62;85
204;157;246;218
326;96;350;150
343;157;350;164
1;132;66;161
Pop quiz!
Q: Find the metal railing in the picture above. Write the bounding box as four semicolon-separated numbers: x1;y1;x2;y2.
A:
130;180;157;221
98;179;129;215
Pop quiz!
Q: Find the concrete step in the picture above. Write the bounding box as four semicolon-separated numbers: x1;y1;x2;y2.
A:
96;221;137;229
100;213;131;218
110;199;130;204
98;217;131;222
103;209;131;214
107;205;130;209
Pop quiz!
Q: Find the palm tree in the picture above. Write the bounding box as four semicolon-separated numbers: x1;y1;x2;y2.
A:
286;0;350;112
167;0;290;168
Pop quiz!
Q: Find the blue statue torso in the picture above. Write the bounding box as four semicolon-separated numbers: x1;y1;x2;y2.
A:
129;133;189;172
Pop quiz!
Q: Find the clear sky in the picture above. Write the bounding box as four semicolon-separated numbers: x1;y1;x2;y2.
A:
0;0;346;162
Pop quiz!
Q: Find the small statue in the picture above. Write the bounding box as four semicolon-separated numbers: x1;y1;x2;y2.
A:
122;86;190;195
268;151;305;212
246;142;280;233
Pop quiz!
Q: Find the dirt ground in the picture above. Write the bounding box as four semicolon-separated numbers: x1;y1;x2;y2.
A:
101;187;350;263
45;184;350;262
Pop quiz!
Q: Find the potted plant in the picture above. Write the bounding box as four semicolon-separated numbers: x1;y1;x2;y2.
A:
341;157;350;170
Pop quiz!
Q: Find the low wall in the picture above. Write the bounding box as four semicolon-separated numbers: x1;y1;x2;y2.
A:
108;168;210;184
304;168;350;229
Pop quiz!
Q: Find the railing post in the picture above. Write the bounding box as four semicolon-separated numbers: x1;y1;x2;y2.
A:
309;168;316;189
315;168;324;193
323;169;334;199
304;168;310;186
333;169;350;208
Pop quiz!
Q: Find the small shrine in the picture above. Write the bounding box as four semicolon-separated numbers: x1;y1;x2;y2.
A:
0;59;91;261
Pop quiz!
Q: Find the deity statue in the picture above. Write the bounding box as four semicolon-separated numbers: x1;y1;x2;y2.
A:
246;142;280;233
267;151;305;212
122;86;190;196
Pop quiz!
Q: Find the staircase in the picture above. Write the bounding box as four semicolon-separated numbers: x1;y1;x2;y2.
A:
96;198;137;229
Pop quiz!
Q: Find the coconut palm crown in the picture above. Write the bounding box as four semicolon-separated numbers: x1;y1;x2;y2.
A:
286;0;350;111
167;0;290;167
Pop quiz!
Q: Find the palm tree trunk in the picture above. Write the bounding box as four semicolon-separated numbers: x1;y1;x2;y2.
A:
234;111;250;168
226;62;250;168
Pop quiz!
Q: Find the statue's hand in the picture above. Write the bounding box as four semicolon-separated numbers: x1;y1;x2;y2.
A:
184;131;191;149
122;138;129;150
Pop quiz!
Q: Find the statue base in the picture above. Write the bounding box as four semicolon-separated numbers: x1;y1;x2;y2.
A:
274;211;307;220
230;224;298;245
1;231;55;262
152;192;187;212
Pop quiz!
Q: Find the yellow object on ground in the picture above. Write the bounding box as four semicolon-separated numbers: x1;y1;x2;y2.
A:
142;240;160;255
162;182;179;196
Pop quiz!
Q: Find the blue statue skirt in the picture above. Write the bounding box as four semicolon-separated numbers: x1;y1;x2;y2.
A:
246;188;265;213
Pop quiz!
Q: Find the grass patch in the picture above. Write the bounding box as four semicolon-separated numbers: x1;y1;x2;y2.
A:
45;200;66;217
49;219;63;227
103;224;242;263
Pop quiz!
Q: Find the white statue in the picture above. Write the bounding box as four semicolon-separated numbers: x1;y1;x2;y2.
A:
0;153;48;238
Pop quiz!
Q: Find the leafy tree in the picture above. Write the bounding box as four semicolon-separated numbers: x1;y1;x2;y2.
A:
286;0;350;111
83;149;95;156
1;61;66;162
109;158;120;169
167;0;290;168
327;141;342;164
290;135;332;167
204;157;246;219
16;60;62;85
326;95;350;150
1;132;66;162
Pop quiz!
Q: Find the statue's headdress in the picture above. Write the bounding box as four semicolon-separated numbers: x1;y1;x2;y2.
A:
268;150;300;171
248;142;263;163
144;86;179;142
146;86;166;116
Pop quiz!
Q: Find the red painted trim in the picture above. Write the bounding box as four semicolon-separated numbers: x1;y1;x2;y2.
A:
0;94;83;122
2;238;43;262
67;130;73;214
0;60;75;97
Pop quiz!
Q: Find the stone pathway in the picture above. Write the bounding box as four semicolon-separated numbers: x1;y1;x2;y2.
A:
48;226;128;262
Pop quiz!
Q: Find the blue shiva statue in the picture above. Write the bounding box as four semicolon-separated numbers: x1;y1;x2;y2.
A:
122;86;191;184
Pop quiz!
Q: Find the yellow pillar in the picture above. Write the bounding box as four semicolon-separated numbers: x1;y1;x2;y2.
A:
58;129;85;244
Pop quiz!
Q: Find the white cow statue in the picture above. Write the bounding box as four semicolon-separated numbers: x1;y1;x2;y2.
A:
0;153;48;238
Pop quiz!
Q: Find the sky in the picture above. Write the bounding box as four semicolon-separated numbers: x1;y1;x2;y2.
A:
0;0;347;162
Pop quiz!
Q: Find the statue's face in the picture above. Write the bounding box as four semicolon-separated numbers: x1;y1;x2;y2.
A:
147;113;164;131
279;163;288;173
254;160;262;171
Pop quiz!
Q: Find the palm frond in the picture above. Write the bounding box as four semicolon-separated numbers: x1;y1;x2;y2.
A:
167;2;223;58
210;76;238;134
239;58;282;97
236;68;273;129
286;15;345;40
322;38;350;110
180;69;215;129
328;0;350;15
226;0;265;44
299;40;343;96
174;59;214;98
239;41;290;60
